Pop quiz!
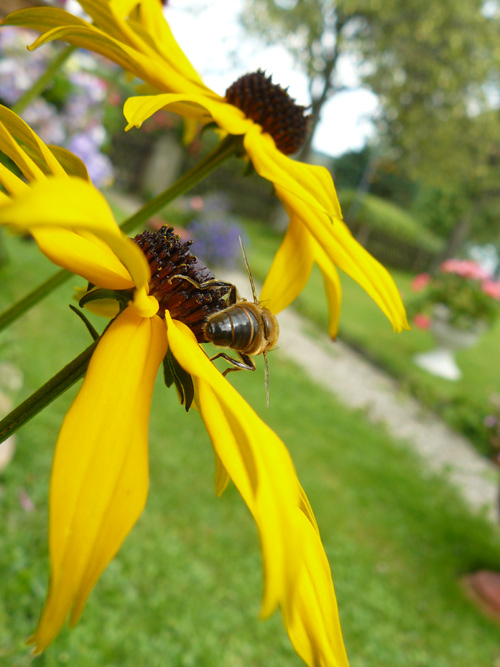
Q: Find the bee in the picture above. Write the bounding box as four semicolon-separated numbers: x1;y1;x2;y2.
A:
170;240;279;405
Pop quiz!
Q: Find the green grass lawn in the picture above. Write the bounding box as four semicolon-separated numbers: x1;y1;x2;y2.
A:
1;231;500;666
241;219;500;455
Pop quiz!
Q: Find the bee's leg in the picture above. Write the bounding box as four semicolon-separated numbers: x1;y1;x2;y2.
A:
168;275;236;300
209;351;255;374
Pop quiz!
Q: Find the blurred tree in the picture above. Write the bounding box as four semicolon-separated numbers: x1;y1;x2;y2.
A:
242;0;500;257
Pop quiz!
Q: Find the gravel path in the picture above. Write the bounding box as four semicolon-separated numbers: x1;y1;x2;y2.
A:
277;307;499;522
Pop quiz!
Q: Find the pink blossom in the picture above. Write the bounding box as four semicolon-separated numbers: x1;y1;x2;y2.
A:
189;195;205;211
413;313;432;329
440;259;490;280
481;279;500;300
411;273;431;292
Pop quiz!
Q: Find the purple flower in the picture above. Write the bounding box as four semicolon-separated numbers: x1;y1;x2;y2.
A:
67;133;114;187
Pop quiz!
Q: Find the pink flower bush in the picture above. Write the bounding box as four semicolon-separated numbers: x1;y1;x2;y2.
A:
408;258;500;331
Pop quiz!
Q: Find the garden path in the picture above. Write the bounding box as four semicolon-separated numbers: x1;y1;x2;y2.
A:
222;270;499;523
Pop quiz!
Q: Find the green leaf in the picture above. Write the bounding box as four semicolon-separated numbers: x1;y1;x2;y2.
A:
163;348;194;411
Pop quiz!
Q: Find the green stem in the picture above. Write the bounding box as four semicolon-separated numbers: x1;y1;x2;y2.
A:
0;340;97;445
0;136;238;332
12;45;76;115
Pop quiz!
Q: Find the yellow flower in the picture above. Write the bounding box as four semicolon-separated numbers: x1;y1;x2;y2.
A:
2;0;409;338
0;109;349;666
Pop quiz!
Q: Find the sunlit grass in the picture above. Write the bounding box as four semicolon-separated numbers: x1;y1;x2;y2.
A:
1;230;500;666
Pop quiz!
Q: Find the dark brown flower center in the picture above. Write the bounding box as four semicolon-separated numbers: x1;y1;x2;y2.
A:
225;70;309;155
133;226;230;343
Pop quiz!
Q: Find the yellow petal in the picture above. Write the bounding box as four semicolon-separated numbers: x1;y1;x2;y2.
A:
73;287;121;319
124;93;212;128
260;213;314;315
0;121;45;184
124;92;249;135
0;162;30;198
0;176;150;293
47;145;90;181
244;127;342;220
30;307;167;653
0;188;11;206
0;105;67;178
284;510;349;667
164;313;301;616
214;450;230;496
32;228;135;290
260;209;342;337
275;184;409;332
164;314;348;666
312;239;342;339
109;0;208;90
167;313;347;667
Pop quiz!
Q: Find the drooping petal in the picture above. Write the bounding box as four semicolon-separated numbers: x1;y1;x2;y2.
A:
244;126;342;221
0;121;45;183
284;510;349;667
47;145;90;181
0;176;149;292
260;211;342;337
0;162;30;198
108;0;208;89
260;213;315;315
30;307;167;654
313;240;342;339
164;313;300;612
0;105;67;178
164;313;348;666
276;185;408;332
0;189;11;206
243;126;408;332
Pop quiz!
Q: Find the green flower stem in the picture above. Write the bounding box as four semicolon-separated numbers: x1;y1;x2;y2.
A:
0;135;238;333
0;339;97;445
12;45;76;115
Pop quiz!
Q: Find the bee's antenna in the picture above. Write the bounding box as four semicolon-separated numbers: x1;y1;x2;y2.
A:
263;350;270;408
239;236;258;303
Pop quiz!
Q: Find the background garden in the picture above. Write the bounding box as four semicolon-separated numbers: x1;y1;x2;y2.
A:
1;0;500;665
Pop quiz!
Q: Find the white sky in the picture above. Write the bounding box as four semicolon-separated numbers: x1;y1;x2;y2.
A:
167;0;378;158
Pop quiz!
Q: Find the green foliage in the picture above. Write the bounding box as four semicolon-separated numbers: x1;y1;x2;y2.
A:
412;184;468;239
333;148;416;207
340;190;442;252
